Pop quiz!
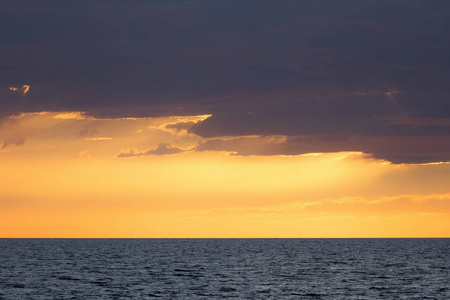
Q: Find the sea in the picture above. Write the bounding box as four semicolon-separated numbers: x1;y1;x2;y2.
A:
0;239;448;299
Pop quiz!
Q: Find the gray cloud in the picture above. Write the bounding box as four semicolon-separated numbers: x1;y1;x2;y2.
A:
1;1;450;163
0;118;36;150
196;135;450;164
2;136;26;150
78;127;99;138
117;143;186;158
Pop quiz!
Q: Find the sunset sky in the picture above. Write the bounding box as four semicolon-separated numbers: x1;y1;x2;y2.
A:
1;1;450;237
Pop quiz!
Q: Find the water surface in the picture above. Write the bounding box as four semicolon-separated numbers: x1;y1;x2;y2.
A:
0;239;448;299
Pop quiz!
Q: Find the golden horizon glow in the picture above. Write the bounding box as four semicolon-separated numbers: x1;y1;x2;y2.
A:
0;111;449;237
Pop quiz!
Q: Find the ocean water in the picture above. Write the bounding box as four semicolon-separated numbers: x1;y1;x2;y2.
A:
0;239;448;299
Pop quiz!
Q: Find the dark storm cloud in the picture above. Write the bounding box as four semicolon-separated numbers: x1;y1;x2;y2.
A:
190;91;450;137
1;0;450;162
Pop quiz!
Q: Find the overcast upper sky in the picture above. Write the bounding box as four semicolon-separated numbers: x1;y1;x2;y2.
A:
2;0;450;163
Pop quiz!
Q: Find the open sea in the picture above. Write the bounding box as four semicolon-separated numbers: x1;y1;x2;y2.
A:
0;239;448;299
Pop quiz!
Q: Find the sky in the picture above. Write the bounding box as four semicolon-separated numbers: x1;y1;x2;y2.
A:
1;0;450;237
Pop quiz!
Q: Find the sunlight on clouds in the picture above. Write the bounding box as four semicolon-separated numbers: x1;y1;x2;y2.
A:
0;111;449;237
150;114;211;134
85;137;113;141
0;111;207;158
8;85;29;95
53;112;87;120
22;85;30;95
9;112;48;119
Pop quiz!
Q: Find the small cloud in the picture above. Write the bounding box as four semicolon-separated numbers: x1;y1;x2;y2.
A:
195;135;289;156
385;89;401;97
146;143;185;155
22;85;30;95
85;137;112;141
301;152;323;157
78;149;92;159
9;112;49;119
53;112;86;120
164;121;196;132
156;115;212;133
332;151;366;160
0;119;36;151
9;85;30;95
2;137;26;150
116;148;141;158
78;127;99;138
116;143;187;158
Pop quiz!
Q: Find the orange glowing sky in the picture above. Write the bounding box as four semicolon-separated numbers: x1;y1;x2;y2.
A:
1;111;449;237
2;2;450;238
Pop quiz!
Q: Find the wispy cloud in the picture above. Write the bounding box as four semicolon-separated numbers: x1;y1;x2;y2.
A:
53;112;86;120
8;85;30;96
117;143;188;158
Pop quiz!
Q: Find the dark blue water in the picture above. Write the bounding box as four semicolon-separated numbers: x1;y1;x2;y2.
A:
0;239;448;299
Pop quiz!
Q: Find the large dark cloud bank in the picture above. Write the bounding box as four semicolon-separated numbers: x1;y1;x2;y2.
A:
1;0;450;163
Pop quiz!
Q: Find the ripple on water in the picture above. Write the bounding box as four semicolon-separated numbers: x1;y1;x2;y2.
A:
0;239;449;299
